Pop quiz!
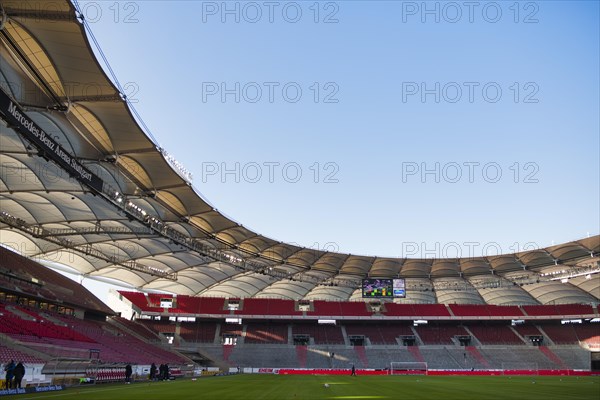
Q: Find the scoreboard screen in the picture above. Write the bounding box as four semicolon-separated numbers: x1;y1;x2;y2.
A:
362;279;393;297
362;278;406;298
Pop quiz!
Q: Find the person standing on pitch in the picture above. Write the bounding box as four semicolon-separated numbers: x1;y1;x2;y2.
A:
150;363;157;381
13;362;25;389
163;363;169;380
125;364;133;384
351;364;356;376
3;360;15;389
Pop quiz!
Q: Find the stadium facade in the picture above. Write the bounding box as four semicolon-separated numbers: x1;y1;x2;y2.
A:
0;1;598;304
0;0;599;380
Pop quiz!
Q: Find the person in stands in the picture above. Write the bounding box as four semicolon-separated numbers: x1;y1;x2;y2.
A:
125;364;132;384
13;362;25;389
3;360;15;389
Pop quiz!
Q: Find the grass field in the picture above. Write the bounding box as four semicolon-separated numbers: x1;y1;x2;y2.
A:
19;375;600;400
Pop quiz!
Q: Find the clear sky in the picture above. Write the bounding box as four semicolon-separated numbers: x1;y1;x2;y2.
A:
64;0;599;304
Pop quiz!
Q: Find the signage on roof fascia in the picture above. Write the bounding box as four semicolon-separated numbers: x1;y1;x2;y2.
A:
0;88;104;193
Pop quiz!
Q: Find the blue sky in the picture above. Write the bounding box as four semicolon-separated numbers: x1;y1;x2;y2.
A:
65;1;599;300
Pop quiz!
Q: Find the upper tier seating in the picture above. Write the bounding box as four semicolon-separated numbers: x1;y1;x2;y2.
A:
120;292;227;315
521;304;594;317
119;292;154;312
554;304;595;316
236;298;302;316
449;304;525;317
384;303;451;317
117;290;595;320
305;301;342;317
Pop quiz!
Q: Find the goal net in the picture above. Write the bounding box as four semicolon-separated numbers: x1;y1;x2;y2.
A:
501;362;539;375
390;362;428;375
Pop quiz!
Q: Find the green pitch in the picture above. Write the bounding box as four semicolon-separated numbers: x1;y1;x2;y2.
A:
19;375;600;400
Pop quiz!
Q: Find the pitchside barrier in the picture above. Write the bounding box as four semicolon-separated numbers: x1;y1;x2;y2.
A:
0;385;66;397
272;368;598;376
278;369;387;375
390;362;428;375
501;363;539;375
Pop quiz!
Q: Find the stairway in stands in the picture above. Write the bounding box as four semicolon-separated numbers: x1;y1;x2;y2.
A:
407;346;425;363
466;346;490;368
4;305;36;321
296;345;307;368
223;344;235;364
354;346;369;367
539;346;568;368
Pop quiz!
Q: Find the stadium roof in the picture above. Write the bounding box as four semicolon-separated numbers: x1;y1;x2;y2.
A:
0;1;598;305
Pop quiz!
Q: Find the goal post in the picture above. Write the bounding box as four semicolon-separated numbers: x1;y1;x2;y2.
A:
501;362;539;375
389;362;428;375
